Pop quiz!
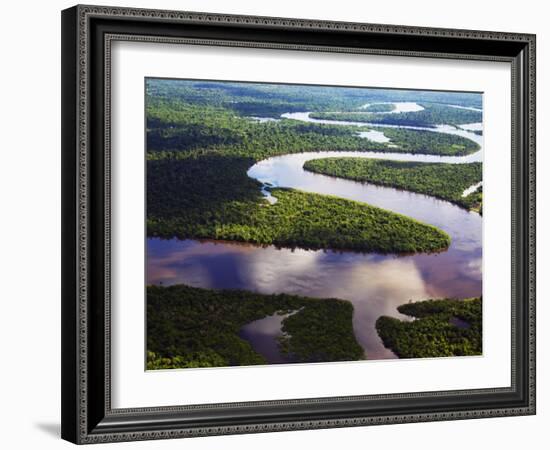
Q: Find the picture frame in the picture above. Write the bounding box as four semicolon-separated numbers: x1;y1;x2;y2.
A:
61;4;536;444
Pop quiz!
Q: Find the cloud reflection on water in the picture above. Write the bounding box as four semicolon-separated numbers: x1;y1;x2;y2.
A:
148;238;479;359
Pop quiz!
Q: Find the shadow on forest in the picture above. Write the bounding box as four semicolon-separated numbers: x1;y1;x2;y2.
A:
147;121;244;151
147;154;261;219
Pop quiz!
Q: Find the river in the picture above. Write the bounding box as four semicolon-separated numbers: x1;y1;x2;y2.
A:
147;103;483;362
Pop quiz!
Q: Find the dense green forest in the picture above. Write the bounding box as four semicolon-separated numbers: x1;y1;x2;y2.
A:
146;84;466;253
147;99;384;155
147;100;479;157
148;155;450;253
303;158;482;211
147;284;364;369
377;128;479;156
376;298;482;358
310;103;482;128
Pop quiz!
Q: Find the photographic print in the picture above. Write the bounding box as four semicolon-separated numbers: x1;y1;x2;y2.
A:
145;78;483;370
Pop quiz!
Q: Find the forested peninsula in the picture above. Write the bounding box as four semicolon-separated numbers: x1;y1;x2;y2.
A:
304;158;483;212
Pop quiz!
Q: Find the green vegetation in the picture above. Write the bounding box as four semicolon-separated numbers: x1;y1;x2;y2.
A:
146;350;226;369
363;103;395;112
147;284;364;368
304;158;482;211
148;155;450;253
147;100;392;157
376;298;482;358
378;128;479;156
147;99;477;158
145;80;484;366
278;300;364;362
310;103;482;128
147;79;480;165
147;79;368;117
147;99;479;157
147;79;482;118
146;80;465;254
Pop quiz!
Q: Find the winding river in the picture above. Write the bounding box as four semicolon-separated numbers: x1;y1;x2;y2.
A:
147;103;483;362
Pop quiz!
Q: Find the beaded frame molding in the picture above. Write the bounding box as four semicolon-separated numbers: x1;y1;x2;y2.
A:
61;4;536;444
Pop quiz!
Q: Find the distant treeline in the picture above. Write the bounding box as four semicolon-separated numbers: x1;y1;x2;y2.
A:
146;78;482;116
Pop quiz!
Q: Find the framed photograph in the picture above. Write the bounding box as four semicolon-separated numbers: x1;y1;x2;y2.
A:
61;5;536;444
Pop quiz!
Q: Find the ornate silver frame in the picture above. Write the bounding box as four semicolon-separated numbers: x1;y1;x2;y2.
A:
61;4;536;444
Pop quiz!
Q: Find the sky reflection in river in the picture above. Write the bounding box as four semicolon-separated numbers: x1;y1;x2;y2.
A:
148;233;481;360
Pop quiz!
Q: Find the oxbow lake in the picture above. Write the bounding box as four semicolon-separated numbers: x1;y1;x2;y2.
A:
147;104;483;362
